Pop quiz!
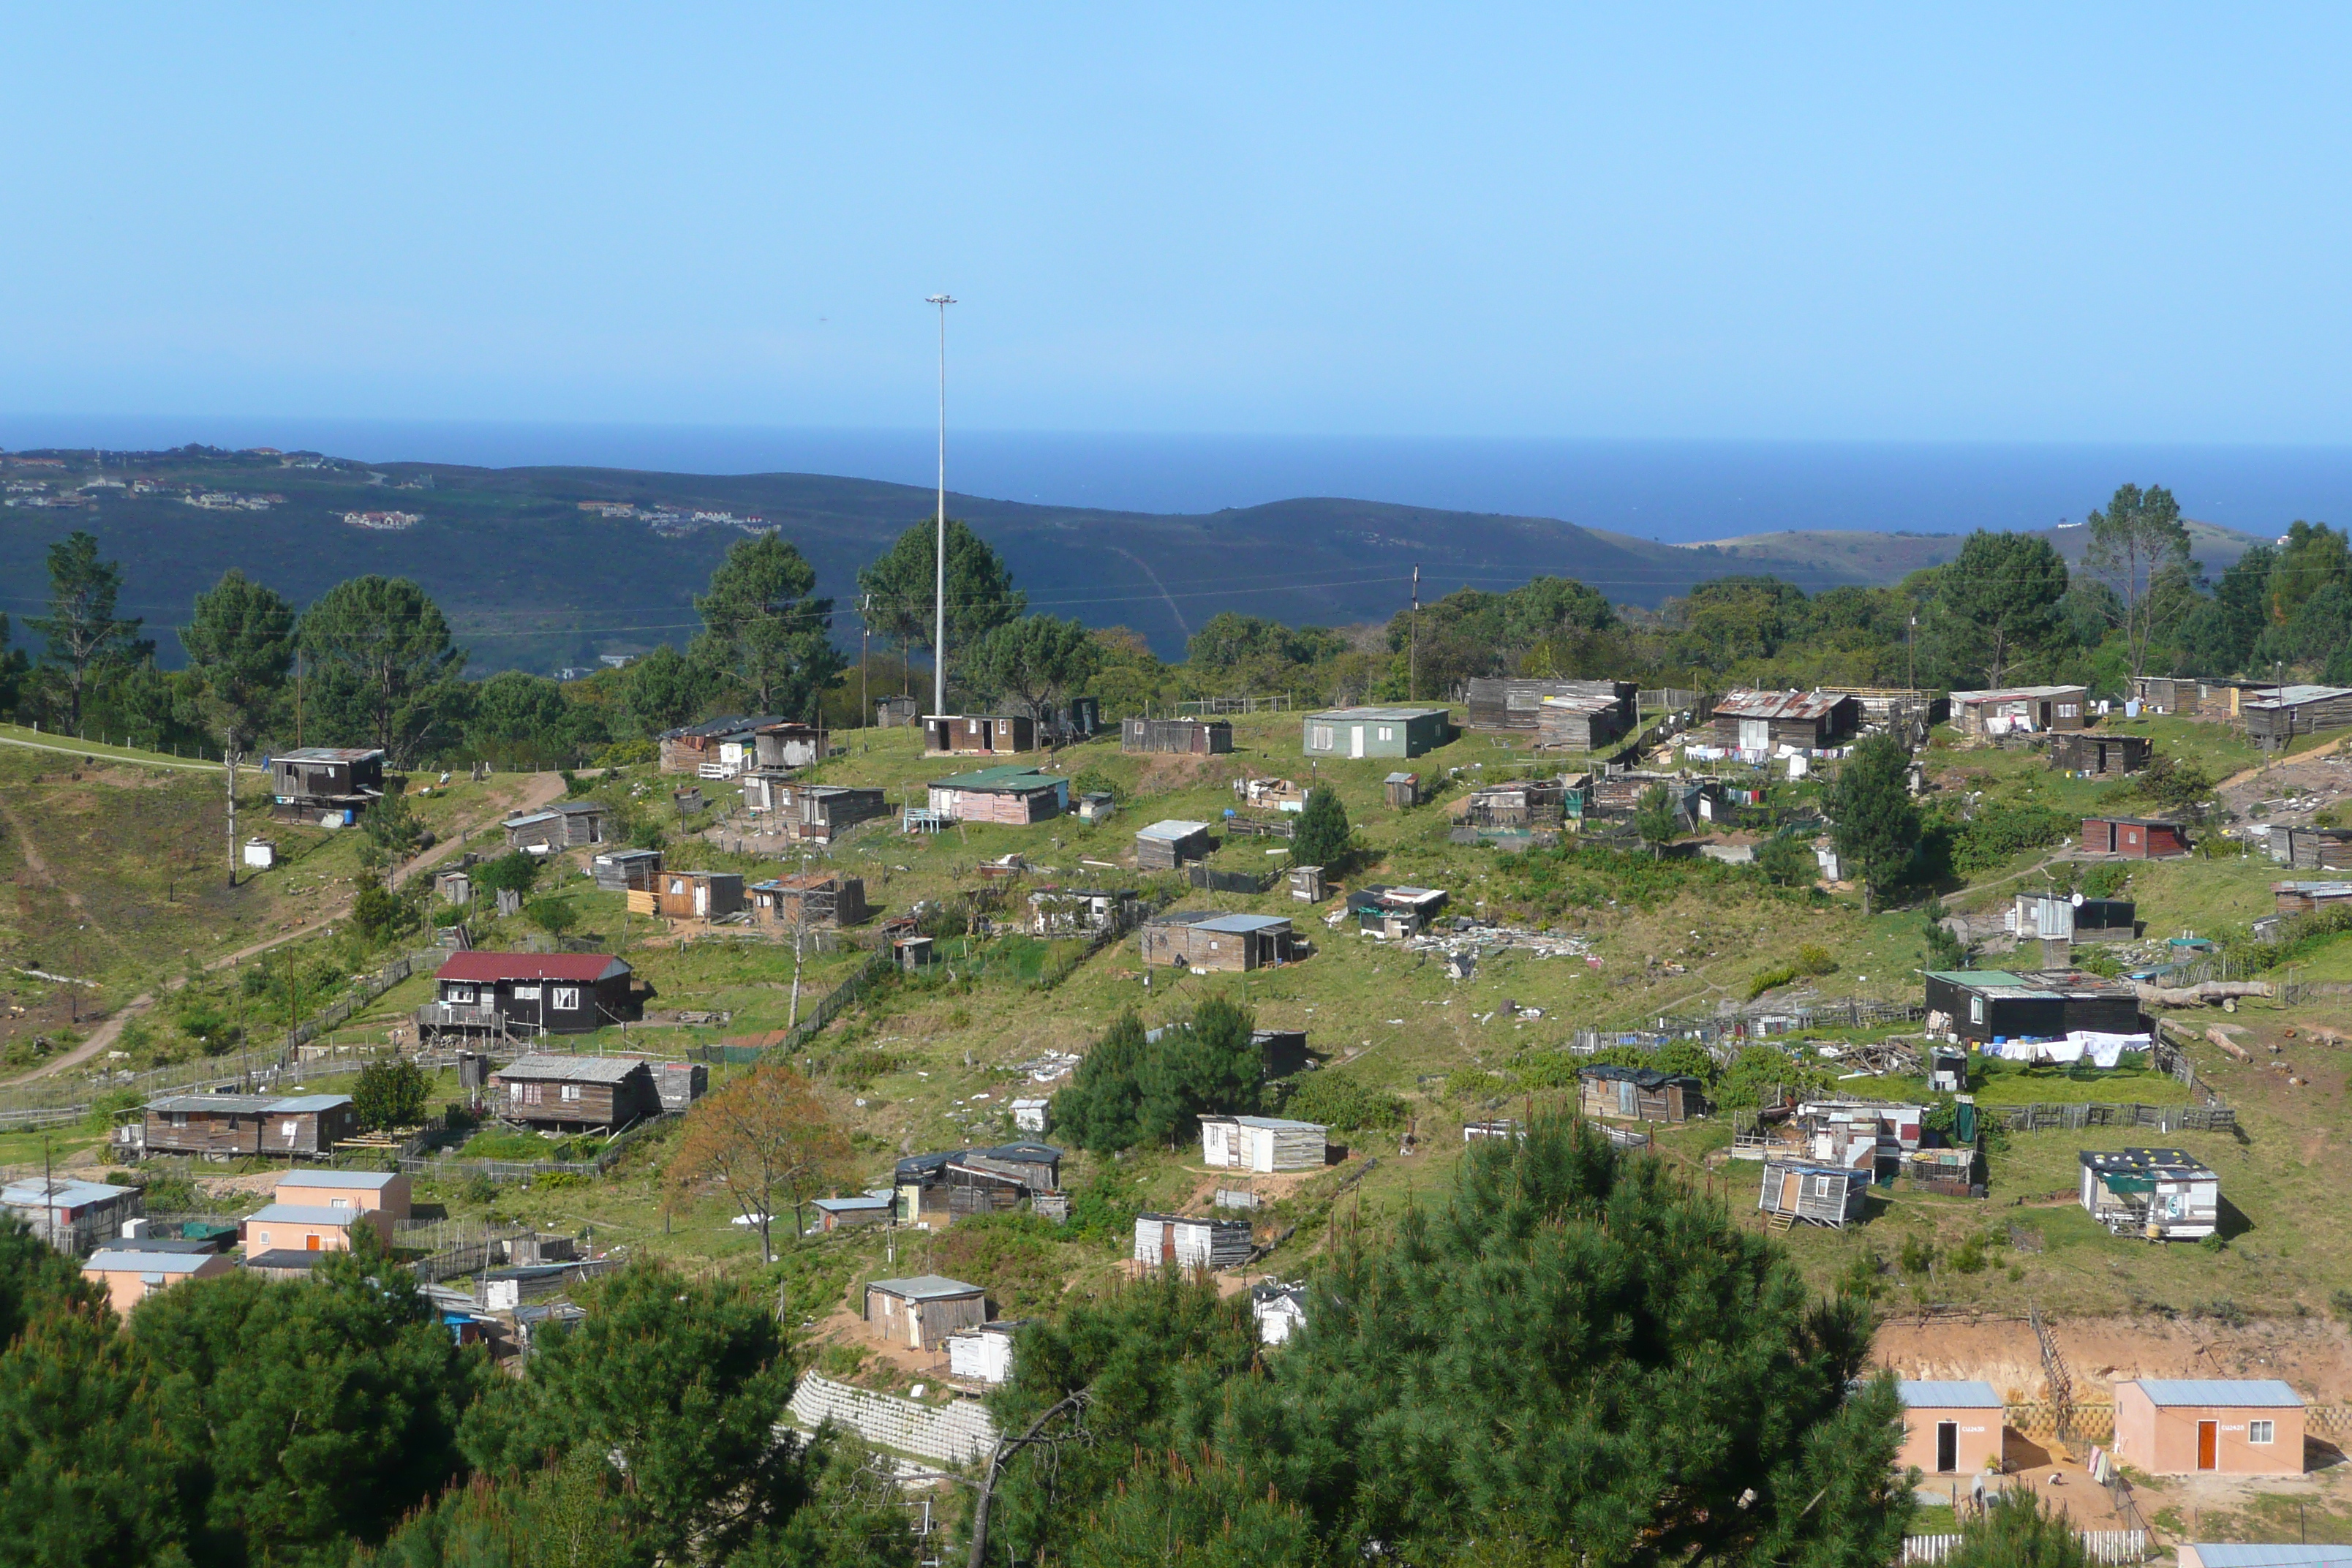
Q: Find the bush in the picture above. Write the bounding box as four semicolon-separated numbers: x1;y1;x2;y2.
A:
1278;1068;1407;1131
1746;963;1799;1001
472;851;541;897
1292;786;1352;871
1714;1044;1820;1108
1899;1232;1937;1277
1940;797;2078;876
353;1058;431;1131
1793;943;1836;977
1755;833;1816;888
353;882;415;945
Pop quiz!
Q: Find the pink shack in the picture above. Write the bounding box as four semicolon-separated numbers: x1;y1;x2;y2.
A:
2114;1379;2304;1476
1896;1380;2004;1478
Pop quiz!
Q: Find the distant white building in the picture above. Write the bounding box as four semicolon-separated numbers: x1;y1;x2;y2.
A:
1011;1098;1049;1134
946;1321;1019;1384
1251;1281;1307;1346
1199;1115;1327;1172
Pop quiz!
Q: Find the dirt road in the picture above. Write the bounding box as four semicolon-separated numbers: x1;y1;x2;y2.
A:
1;770;568;1087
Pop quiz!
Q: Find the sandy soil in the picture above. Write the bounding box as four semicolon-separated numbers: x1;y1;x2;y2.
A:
1873;1313;2352;1405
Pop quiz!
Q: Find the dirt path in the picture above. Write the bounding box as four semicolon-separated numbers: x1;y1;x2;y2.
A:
0;792;97;924
1;771;568;1088
0;730;222;772
2218;731;2352;793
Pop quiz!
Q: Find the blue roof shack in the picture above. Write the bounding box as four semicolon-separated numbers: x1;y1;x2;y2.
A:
1140;911;1297;972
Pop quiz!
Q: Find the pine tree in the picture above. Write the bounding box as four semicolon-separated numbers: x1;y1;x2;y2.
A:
1291;786;1350;871
1051;1010;1148;1153
1828;732;1921;914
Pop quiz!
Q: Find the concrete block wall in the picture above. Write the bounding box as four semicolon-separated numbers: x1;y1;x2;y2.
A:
785;1373;999;1465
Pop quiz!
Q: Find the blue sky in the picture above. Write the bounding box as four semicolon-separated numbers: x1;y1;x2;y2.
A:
6;6;2351;444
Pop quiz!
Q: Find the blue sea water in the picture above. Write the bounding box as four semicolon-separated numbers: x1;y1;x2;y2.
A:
6;415;2352;543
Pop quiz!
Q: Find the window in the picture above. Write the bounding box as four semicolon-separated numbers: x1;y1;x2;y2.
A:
169;1112;187;1128
2250;1420;2276;1444
1378;727;1394;742
330;1197;351;1210
552;987;580;1011
513;984;542;1000
448;986;475;1004
257;1231;271;1248
1812;1175;1833;1197
509;1080;525;1099
1970;996;1986;1025
1207;941;1220;951
561;1083;584;1101
2059;704;2080;718
279;1120;299;1140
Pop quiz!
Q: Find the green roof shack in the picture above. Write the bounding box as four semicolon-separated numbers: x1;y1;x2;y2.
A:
1303;706;1453;760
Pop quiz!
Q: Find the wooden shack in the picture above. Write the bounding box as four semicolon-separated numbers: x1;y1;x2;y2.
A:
1757;1160;1867;1228
1287;864;1327;902
741;780;890;842
2269;826;2352;871
1948;685;2089;737
415;951;641;1041
1139;911;1294;970
488;1053;662;1131
2079;1148;2219;1240
1711;690;1858;751
1122;717;1233;755
864;1275;987;1349
503;802;609;851
2243;684;2352;745
2081;815;2190;859
1199;1115;1327;1172
1131;1213;1254;1271
135;1093;358;1161
1465;679;1637;738
1134;818;1213;870
923;714;1036;755
1;1177;142;1254
1461;780;1567;829
750;721;826;770
2274;880;2352;915
1027;886;1138;935
1575;1064;1703;1123
810;1194;894;1232
267;746;385;826
2049;732;2152;776
2130;676;2207;715
875;694;919;728
658;716;761;774
653;869;746;919
750;872;869;929
1384;772;1420;808
927;766;1066;826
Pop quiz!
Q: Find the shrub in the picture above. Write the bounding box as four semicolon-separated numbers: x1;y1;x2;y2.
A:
1898;1232;1937;1277
1755;833;1817;888
1278;1068;1407;1131
1714;1044;1821;1108
1793;943;1837;977
1292;786;1352;871
1746;963;1799;1001
472;851;542;896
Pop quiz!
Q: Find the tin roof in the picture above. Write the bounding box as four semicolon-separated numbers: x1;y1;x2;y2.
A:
1949;685;2089;703
1190;913;1294;934
1896;1379;2002;1409
1224;1115;1326;1132
1305;706;1450;722
267;1095;353;1114
976;1142;1063;1163
494;1054;649;1084
867;1274;985;1302
244;1203;363;1226
277;1170;401;1191
812;1194;892;1213
930;766;1064;791
436;951;630;984
1713;689;1849;721
85;1248;215;1276
2182;1548;2352;1568
1578;1064;1701;1088
147;1093;282;1115
272;747;384;764
1;1177;135;1208
242;1249;328;1271
1137;819;1213;842
2127;1379;2304;1408
2080;1148;2217;1180
2241;685;2352;709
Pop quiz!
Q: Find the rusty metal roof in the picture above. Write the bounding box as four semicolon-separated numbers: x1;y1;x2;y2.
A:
1712;689;1847;721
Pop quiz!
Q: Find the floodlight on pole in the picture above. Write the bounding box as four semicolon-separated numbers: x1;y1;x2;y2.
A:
927;294;957;719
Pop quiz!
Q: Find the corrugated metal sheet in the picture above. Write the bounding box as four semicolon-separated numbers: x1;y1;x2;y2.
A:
1896;1380;2002;1409
2130;1379;2303;1407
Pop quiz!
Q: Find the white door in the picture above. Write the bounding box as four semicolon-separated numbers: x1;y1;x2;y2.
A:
1349;725;1365;758
695;883;709;916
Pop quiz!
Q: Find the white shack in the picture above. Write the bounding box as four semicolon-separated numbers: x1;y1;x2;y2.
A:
1199;1115;1327;1172
946;1320;1020;1384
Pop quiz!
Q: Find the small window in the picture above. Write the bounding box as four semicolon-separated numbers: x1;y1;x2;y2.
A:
330;1197;351;1210
552;987;580;1010
1378;727;1394;741
279;1120;298;1139
561;1083;584;1101
448;986;475;1004
257;1231;271;1248
508;1081;525;1099
1812;1175;1833;1196
2250;1420;2275;1444
1970;997;1986;1024
513;984;542;1000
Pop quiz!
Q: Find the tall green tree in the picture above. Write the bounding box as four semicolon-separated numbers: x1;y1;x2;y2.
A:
299;576;469;764
616;644;712;736
1052;1010;1150;1153
1635;783;1683;859
2266;520;2350;630
1926;532;2069;689
854;519;1024;695
464;670;577;765
1136;993;1259;1147
26;529;151;731
984;1117;1910;1567
132;1228;487;1561
459;1266;813;1563
965;614;1099;723
689;532;843;720
1827;731;1919;914
2176;543;2275;676
0;613;29;718
353;1058;431;1131
1290;785;1350;871
2084;483;2195;682
182;569;296;886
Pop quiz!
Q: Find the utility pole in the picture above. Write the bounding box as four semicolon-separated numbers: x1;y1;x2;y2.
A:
927;293;956;720
1907;614;1917;693
860;593;872;728
1409;564;1420;701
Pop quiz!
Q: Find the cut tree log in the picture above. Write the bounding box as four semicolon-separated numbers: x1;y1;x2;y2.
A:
2138;980;2273;1007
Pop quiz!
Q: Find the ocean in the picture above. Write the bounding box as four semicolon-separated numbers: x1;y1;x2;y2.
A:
5;415;2352;543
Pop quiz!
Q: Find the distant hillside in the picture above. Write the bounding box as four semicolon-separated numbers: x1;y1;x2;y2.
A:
1644;516;2269;585
0;448;2277;672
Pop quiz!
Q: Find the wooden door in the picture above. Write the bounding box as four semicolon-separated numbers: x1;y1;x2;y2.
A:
306;1234;321;1251
1161;1224;1177;1266
2198;1420;2218;1470
1937;1421;1959;1474
1777;1172;1802;1213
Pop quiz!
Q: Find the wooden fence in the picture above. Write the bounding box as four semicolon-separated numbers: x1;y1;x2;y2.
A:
397;1110;678;1186
1992;1101;2236;1134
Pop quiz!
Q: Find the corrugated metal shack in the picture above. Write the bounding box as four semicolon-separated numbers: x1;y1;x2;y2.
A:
1122;717;1233;755
2079;1148;2219;1240
2081;815;2190;859
864;1275;987;1349
1465;678;1636;737
1923;968;2144;1043
1027;886;1139;935
2274;879;2352;914
647;869;745;919
1461;779;1567;829
504;802;609;851
751;722;826;769
750;872;869;929
1135;818;1214;870
1575;1064;1703;1123
2243;684;2352;744
1132;1213;1254;1271
745;781;890;842
1534;691;1635;749
2049;732;2152;776
591;848;663;891
1711;689;1859;750
1140;911;1295;970
1757;1161;1867;1227
1199;1115;1327;1172
1948;685;2089;737
489;1055;661;1131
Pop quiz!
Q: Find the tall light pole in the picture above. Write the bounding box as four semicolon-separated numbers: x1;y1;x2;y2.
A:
927;293;957;718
